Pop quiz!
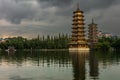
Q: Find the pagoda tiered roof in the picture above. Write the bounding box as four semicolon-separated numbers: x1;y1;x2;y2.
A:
69;4;89;50
72;23;85;25
73;10;83;13
73;15;84;17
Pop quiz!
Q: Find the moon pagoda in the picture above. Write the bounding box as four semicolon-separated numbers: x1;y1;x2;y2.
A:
69;4;89;51
88;19;98;49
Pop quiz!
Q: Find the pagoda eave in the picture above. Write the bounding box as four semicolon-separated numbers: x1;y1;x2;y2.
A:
73;10;84;13
73;15;84;17
72;23;85;25
88;24;97;26
73;19;84;21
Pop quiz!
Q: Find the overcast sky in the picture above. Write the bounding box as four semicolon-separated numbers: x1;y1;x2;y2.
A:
0;0;120;38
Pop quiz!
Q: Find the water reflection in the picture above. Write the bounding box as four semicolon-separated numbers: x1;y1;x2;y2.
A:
0;50;71;67
10;76;32;80
89;51;99;80
95;51;120;68
70;52;89;80
0;50;120;80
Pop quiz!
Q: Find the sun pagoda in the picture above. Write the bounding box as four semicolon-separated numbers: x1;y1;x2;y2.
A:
69;4;89;51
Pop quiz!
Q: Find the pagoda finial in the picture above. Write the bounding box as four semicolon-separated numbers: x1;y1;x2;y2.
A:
77;3;80;10
92;18;94;24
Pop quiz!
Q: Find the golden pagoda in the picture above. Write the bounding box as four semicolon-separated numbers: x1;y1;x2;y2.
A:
69;4;89;51
88;19;98;49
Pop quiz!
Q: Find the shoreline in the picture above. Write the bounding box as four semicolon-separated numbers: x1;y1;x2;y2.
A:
20;49;69;51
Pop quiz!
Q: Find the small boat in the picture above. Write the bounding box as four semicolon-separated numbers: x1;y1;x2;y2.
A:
5;46;16;52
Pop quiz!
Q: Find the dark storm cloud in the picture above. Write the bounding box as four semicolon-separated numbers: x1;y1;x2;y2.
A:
37;0;73;7
36;0;120;18
37;0;119;11
5;6;36;24
0;0;120;37
79;0;120;12
0;0;119;24
0;0;37;24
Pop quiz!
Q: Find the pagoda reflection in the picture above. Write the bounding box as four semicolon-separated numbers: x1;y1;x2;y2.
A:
89;51;99;80
70;52;89;80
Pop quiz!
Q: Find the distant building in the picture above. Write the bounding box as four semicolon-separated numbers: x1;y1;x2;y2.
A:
0;38;7;43
97;31;103;38
98;31;112;38
102;33;112;38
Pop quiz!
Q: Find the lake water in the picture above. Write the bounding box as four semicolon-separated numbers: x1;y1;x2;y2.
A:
0;50;120;80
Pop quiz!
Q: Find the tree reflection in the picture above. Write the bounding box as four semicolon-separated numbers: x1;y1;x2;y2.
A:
0;50;71;67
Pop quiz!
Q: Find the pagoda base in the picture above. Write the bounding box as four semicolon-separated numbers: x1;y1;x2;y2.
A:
69;48;90;52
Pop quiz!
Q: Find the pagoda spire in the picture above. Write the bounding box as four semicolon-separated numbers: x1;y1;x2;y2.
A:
77;3;80;10
92;18;94;24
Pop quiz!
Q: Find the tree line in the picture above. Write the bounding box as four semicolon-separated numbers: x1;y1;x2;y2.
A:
95;36;120;51
0;34;70;49
0;34;120;50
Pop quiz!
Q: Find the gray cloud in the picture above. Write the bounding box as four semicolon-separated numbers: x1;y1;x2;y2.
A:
0;0;120;38
37;0;73;7
37;0;120;11
0;0;37;24
79;0;119;12
0;0;119;24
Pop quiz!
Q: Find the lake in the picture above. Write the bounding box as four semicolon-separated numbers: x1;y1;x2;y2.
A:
0;50;120;80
